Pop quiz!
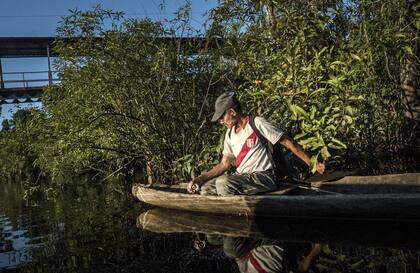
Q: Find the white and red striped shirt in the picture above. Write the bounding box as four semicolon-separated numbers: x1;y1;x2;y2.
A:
223;116;284;174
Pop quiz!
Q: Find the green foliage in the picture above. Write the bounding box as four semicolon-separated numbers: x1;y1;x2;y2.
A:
172;132;225;181
30;6;229;183
1;0;418;186
0;109;42;181
208;0;419;171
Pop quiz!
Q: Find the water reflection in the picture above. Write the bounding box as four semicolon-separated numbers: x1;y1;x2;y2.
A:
194;235;321;272
2;179;420;273
138;208;420;249
1;181;212;273
138;208;420;273
0;183;43;271
0;213;32;269
0;181;152;272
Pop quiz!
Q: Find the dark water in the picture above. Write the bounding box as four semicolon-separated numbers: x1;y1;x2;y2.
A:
1;181;420;273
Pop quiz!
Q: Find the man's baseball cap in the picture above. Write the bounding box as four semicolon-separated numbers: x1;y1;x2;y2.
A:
211;92;239;122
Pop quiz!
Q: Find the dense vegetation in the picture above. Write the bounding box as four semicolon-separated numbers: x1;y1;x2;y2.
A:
0;0;418;187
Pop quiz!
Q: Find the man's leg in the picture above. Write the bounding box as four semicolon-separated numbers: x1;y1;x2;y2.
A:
199;174;236;196
200;178;218;195
215;170;277;196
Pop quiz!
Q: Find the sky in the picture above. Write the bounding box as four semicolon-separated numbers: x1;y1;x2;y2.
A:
0;0;218;123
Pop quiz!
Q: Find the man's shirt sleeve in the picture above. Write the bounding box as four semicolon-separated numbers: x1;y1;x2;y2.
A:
254;116;284;144
222;130;234;156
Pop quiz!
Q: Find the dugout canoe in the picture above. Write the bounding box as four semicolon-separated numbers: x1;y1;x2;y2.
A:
137;208;420;249
132;173;420;221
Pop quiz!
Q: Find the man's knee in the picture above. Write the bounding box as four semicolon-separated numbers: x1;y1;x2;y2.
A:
200;185;215;196
215;175;237;196
200;179;217;196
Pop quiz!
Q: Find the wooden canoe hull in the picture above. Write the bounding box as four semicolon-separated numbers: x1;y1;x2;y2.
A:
132;177;420;221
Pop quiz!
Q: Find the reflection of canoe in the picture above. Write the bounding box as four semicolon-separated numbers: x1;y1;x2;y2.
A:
132;173;420;221
137;208;420;249
138;209;255;237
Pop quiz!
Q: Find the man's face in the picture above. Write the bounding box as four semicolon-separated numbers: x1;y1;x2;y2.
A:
219;109;238;129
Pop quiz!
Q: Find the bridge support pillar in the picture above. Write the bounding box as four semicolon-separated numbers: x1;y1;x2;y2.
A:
0;58;4;89
47;45;53;86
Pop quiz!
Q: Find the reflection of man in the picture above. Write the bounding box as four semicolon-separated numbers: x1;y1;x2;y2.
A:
188;92;325;196
194;235;321;273
225;237;286;273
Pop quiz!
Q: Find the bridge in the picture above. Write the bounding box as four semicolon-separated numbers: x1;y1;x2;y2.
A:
0;37;59;104
0;36;220;104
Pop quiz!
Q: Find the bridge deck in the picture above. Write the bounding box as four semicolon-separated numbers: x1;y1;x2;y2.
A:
0;37;57;57
0;87;42;104
0;36;221;104
0;37;221;57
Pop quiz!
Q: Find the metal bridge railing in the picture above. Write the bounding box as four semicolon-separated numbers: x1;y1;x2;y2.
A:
1;70;60;89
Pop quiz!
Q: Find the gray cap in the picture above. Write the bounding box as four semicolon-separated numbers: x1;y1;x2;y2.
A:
211;92;239;122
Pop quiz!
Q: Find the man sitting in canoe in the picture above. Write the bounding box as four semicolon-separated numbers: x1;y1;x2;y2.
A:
187;92;325;195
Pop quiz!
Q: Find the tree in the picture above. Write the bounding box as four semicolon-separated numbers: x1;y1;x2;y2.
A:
206;0;419;172
35;6;230;182
1;119;11;132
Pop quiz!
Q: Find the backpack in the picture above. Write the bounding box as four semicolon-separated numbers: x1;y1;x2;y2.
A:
248;115;298;182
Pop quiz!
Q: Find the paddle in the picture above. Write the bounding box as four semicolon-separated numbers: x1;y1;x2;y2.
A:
280;170;357;195
304;170;358;183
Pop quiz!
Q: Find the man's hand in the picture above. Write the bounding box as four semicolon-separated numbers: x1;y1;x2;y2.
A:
316;162;325;174
187;181;200;194
278;136;326;175
186;155;232;194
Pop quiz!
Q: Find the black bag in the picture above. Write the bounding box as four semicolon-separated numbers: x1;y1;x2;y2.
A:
248;115;298;182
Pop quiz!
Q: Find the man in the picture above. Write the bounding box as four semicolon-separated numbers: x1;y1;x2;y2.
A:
187;92;325;195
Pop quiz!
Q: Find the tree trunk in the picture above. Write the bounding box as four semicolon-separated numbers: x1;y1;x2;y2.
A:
399;3;419;150
264;2;276;28
401;52;420;121
146;161;154;185
400;0;419;121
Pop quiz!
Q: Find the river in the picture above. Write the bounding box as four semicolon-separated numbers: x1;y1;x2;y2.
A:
1;181;420;273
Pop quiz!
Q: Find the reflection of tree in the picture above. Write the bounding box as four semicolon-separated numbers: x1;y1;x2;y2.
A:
11;185;222;273
315;245;420;273
0;183;34;269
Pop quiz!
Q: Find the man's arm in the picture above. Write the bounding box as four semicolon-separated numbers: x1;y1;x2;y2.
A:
278;135;325;174
187;155;233;193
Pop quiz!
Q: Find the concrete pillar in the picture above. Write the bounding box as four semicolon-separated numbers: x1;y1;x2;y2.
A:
47;44;52;86
0;58;4;89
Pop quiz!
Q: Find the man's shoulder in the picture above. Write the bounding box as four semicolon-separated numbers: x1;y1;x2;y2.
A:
252;116;273;126
251;115;284;139
224;127;233;141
